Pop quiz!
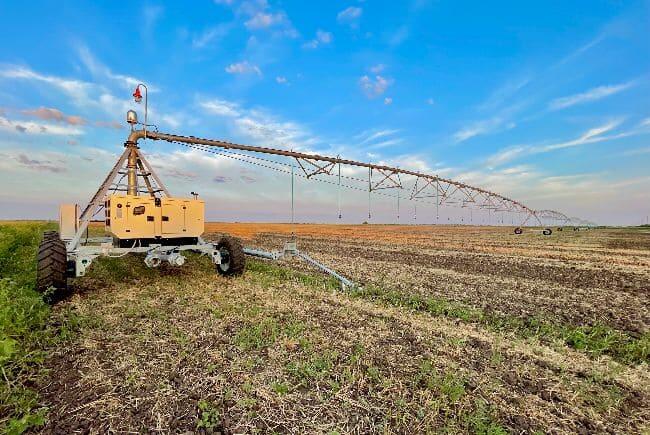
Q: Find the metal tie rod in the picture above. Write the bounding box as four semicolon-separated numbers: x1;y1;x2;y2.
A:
243;247;355;290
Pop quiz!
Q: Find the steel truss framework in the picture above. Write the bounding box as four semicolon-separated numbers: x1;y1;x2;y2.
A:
125;129;588;227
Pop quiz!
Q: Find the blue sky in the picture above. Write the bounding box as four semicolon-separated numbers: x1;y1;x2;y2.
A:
0;0;648;224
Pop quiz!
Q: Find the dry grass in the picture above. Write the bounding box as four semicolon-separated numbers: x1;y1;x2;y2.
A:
27;223;649;433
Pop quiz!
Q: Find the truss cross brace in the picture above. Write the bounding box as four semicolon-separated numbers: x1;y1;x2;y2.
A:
295;157;336;178
369;168;402;191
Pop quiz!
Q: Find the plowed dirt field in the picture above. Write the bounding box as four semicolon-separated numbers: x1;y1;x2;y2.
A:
34;223;649;433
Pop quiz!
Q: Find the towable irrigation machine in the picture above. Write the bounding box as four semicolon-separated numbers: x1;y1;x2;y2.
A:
36;85;590;299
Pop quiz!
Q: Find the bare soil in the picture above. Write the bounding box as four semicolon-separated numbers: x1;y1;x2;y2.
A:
36;224;650;434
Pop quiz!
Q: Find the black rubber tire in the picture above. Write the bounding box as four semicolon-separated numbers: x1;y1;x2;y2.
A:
216;236;245;276
542;228;552;236
36;232;68;300
43;230;58;240
514;227;523;235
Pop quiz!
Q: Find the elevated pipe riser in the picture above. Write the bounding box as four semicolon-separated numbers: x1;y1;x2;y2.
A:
126;141;139;196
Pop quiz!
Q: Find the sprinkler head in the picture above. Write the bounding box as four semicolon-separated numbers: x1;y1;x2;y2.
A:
126;110;138;125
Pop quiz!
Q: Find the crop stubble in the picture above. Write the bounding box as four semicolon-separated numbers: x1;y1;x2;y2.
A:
37;224;649;433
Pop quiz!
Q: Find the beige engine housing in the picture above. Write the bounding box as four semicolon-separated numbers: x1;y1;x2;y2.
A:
105;194;204;240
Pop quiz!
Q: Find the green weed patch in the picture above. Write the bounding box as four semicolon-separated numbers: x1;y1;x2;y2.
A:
248;259;649;366
0;222;79;433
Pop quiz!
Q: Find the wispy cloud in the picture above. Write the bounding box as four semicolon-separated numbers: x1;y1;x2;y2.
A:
485;120;636;167
548;82;634;110
302;30;332;49
245;12;288;30
200;99;241;117
141;5;164;42
77;45;154;92
217;0;297;37
622;146;650;156
387;25;409;46
225;61;262;76
355;129;403;151
369;64;385;74
337;6;362;27
477;76;531;111
484;146;528;168
94;120;123;130
192;23;233;49
275;76;288;85
198;97;320;150
367;137;403;149
15;154;67;173
453;116;516;143
0;115;84;135
539;119;623;151
359;129;400;144
22;107;85;125
0;65;92;105
359;75;393;98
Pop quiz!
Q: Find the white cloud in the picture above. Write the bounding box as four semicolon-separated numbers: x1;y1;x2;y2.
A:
77;45;155;92
388;25;409;46
367;138;403;150
22;107;85;125
478;76;531;111
539;119;622;151
640;117;650;127
358;129;400;144
369;64;385;74
225;61;262;76
453;116;510;142
198;97;320;150
192;23;233;48
384;97;393;105
161;114;182;129
245;12;287;29
548;82;634;110
485;146;527;168
337;6;362;26
316;29;332;44
359;75;393;98
426;98;435;105
0;62;167;125
275;76;288;84
303;29;333;49
0;115;84;136
216;0;297;37
0;65;92;105
485;120;635;167
200;99;242;117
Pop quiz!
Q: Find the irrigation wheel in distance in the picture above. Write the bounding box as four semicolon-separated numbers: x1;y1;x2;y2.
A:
216;235;246;276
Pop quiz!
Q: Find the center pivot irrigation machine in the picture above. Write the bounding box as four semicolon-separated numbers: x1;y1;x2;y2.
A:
36;85;590;299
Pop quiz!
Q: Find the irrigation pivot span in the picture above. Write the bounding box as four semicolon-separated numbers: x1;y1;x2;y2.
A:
131;129;584;227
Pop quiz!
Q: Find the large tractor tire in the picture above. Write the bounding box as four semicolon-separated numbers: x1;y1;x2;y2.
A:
542;228;553;236
216;236;246;276
36;232;68;300
514;227;523;235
